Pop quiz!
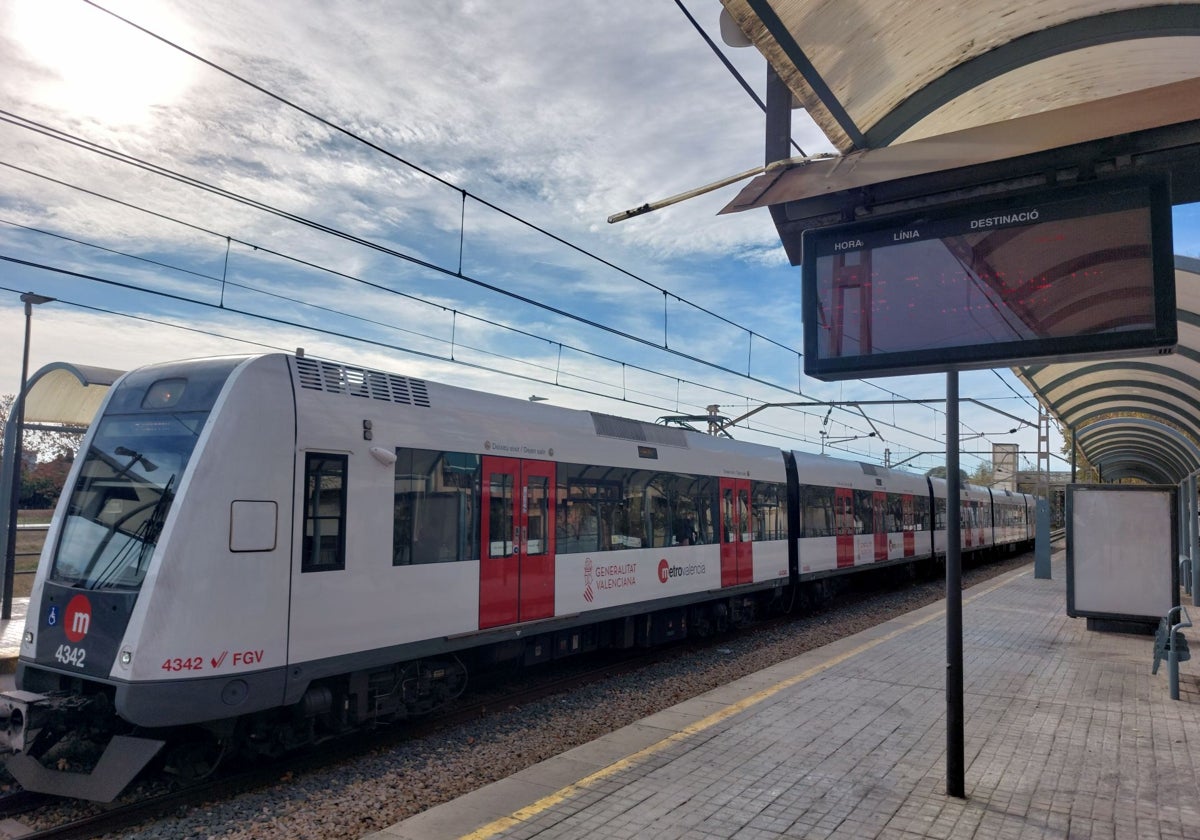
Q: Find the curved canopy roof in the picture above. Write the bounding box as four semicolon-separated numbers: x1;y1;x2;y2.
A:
1016;258;1200;484
719;1;1200;484
22;362;123;428
720;1;1200;154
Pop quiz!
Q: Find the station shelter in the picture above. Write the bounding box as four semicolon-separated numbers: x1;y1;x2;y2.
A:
709;0;1200;604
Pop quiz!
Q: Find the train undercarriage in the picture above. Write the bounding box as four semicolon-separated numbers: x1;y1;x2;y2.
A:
0;591;773;801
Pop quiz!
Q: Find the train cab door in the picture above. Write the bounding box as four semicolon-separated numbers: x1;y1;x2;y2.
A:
902;494;915;556
719;477;753;586
835;487;854;568
872;491;887;561
479;456;556;629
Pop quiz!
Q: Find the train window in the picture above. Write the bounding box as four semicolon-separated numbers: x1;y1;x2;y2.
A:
392;449;480;566
488;472;515;558
799;485;832;538
49;412;206;589
555;467;716;553
302;453;347;572
557;466;619;553
751;482;786;541
913;494;930;531
854;490;873;535
653;473;716;547
934;497;948;530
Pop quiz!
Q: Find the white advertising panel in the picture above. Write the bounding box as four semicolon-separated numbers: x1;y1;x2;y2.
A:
1066;485;1177;622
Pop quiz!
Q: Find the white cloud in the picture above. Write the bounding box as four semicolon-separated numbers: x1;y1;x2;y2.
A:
0;0;1058;465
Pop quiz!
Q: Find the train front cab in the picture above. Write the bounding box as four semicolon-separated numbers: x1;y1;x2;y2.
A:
5;354;297;798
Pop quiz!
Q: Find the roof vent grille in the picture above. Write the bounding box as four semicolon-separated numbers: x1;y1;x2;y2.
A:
590;413;688;448
295;357;430;407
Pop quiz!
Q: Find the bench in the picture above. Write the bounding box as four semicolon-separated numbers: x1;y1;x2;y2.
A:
1153;605;1192;700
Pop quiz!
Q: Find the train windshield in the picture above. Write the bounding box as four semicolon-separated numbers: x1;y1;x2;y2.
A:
49;412;208;590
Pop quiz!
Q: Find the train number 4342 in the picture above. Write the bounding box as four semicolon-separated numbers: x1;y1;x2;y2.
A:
161;656;203;672
54;644;86;668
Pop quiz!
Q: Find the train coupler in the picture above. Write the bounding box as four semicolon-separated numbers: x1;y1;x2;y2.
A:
6;733;166;801
0;689;166;801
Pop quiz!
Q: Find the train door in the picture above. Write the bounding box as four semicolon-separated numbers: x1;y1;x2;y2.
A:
873;491;887;561
719;477;753;586
962;498;974;548
835;487;854;568
902;494;915;556
479;456;556;629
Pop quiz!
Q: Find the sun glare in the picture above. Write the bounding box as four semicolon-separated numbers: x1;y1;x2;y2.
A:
11;0;195;125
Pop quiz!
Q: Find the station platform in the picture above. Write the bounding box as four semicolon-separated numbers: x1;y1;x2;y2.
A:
366;552;1200;840
0;599;27;675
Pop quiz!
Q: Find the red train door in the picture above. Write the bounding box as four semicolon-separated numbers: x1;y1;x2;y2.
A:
479;456;555;629
962;498;974;548
873;491;887;561
719;477;753;586
902;494;915;556
835;487;854;568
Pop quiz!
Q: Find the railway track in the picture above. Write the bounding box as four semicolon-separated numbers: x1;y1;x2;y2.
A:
0;638;706;838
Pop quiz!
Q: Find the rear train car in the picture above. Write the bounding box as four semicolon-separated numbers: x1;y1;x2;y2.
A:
788;451;934;578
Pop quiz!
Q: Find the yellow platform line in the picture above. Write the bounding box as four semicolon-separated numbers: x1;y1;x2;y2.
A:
460;569;1030;840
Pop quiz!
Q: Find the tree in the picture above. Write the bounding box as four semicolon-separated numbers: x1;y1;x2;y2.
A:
969;461;995;486
925;465;969;482
0;394;83;463
1;393;83;512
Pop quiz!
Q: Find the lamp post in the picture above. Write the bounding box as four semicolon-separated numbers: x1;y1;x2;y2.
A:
3;292;54;620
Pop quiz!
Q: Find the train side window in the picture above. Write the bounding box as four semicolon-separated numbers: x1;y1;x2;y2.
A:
302;453;347;572
393;448;480;566
556;467;714;553
854;490;872;535
888;495;903;532
682;475;717;545
800;485;834;538
751;482;786;541
913;494;930;531
556;465;627;552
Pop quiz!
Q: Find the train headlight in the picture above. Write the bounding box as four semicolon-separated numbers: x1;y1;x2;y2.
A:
142;377;186;408
22;631;32;645
120;649;132;666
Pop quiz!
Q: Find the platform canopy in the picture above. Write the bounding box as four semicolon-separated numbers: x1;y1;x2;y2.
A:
718;0;1200;484
20;362;124;429
1016;258;1200;485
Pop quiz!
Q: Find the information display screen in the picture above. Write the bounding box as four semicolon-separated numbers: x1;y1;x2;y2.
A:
800;175;1177;380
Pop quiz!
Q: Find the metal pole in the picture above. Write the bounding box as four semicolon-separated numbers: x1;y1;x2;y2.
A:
764;65;791;165
946;370;965;798
3;298;34;620
1069;426;1076;482
0;412;16;622
1185;475;1195;607
3;292;52;620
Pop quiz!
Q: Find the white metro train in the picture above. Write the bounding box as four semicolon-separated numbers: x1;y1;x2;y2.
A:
0;353;1034;799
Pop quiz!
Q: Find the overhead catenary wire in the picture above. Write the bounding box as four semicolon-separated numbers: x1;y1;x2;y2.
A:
2;134;1005;448
0;157;1017;455
4;4;1038;458
75;1;799;361
0;116;801;394
0;277;883;456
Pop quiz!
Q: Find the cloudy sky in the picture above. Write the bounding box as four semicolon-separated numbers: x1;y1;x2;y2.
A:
2;0;1191;473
